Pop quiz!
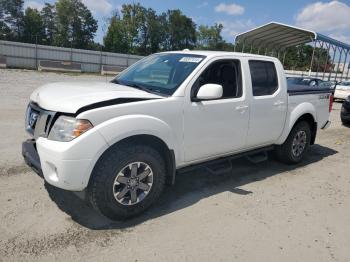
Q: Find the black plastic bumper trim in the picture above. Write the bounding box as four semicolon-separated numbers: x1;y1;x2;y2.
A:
22;139;43;176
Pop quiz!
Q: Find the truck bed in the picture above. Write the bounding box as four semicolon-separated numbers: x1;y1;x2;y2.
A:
287;84;334;96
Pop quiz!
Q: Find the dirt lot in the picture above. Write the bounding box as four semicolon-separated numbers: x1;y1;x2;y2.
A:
0;69;349;262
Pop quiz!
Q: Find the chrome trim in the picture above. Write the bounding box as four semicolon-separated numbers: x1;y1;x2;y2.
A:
25;102;57;139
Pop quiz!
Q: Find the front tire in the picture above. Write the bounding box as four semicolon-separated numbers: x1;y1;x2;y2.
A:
275;121;311;164
88;143;166;220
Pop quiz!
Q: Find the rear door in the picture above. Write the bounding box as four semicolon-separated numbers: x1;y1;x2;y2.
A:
246;60;287;147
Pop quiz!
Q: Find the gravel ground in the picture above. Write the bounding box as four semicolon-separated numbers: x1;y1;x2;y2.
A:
0;69;349;262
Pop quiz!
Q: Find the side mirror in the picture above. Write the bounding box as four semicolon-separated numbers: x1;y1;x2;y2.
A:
193;84;223;101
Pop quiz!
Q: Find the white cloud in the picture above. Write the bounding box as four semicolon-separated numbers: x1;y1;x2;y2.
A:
295;1;350;32
215;3;244;15
24;0;44;10
82;0;113;15
220;19;255;40
329;33;350;45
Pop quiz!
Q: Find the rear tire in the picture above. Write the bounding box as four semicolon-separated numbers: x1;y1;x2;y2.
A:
341;116;350;125
275;121;311;164
88;143;166;220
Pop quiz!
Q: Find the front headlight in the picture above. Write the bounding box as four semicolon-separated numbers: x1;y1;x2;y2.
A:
48;116;93;142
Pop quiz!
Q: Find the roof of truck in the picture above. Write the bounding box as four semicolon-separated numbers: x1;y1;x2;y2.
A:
163;50;279;60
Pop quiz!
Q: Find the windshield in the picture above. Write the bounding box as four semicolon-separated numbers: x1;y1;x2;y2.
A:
112;53;206;96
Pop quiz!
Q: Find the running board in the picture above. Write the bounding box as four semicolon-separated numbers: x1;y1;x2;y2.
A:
205;160;232;175
245;151;268;163
178;146;274;175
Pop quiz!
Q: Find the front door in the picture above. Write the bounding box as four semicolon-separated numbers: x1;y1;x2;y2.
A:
184;59;250;162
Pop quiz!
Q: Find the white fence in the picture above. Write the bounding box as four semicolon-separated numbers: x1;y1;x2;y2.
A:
285;69;350;82
0;40;143;73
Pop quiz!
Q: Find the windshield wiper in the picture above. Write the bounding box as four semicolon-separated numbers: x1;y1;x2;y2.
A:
126;82;167;96
111;79;148;91
110;78;120;84
111;79;167;96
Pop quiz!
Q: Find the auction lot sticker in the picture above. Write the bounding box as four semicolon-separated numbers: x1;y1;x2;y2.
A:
179;57;203;63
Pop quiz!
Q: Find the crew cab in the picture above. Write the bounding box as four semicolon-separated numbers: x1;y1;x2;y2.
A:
22;51;333;220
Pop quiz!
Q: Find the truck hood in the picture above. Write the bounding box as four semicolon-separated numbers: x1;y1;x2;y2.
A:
30;81;163;113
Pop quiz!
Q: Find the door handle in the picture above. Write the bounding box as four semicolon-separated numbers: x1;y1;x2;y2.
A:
273;101;285;106
235;105;249;111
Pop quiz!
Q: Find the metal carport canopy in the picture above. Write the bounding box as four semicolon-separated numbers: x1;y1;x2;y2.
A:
235;22;350;51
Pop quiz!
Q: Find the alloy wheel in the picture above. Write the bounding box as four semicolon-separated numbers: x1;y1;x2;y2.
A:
113;162;154;206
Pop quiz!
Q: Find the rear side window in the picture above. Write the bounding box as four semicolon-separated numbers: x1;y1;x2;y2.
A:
249;61;278;96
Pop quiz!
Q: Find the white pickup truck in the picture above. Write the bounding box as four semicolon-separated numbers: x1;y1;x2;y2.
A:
22;51;333;220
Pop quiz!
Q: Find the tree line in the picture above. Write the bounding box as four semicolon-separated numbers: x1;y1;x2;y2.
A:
0;0;98;49
0;0;331;70
103;4;235;55
0;0;233;53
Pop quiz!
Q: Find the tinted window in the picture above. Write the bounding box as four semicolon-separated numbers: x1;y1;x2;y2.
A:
249;61;278;96
192;60;242;99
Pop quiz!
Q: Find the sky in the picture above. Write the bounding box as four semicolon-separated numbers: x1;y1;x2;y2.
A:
23;0;350;45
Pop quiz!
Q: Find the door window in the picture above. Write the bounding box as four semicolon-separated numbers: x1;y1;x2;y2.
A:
249;61;278;96
192;60;242;99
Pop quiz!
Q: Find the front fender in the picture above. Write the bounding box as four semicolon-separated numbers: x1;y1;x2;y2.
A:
95;114;179;159
276;102;317;144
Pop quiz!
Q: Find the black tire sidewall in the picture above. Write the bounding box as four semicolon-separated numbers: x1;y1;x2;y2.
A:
286;121;311;163
275;121;312;164
90;144;166;220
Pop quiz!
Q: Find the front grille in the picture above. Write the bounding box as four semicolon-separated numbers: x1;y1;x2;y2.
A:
25;103;57;139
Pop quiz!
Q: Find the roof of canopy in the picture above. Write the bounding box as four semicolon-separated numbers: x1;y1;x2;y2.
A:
235;22;350;50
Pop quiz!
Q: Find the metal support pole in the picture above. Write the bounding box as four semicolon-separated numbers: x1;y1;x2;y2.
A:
345;52;350;81
241;40;245;53
339;50;348;82
294;45;302;72
329;45;337;81
282;51;286;67
265;48;268;56
322;43;331;80
315;41;324;78
276;46;282;58
277;48;283;61
309;40;317;76
334;47;344;82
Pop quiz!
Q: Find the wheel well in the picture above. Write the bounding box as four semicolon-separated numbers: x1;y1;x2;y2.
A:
294;113;317;145
112;135;176;185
